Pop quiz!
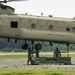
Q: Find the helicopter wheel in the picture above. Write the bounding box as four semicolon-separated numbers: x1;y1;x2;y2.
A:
22;43;29;50
35;44;42;50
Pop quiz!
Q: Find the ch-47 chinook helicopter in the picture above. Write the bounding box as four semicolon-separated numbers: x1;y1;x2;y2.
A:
0;0;75;51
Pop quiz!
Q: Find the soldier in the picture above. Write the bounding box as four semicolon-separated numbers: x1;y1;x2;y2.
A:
27;47;33;65
54;47;61;57
36;50;39;61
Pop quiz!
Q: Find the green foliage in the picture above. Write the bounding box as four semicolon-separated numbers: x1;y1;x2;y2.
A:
0;39;75;52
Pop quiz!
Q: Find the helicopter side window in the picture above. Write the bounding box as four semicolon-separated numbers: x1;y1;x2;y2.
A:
49;25;53;30
66;26;70;31
11;21;18;28
31;23;36;29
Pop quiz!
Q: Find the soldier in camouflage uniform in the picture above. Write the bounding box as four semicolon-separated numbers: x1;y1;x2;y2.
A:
54;47;61;57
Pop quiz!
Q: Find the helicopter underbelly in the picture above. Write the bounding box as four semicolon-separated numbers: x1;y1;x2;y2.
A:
0;27;75;44
20;28;75;43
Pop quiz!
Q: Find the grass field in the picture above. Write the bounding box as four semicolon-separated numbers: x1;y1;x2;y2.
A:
0;68;75;75
0;52;75;75
0;55;27;60
0;52;75;61
0;52;27;60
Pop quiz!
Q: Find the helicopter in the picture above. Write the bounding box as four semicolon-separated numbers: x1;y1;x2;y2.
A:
0;0;75;51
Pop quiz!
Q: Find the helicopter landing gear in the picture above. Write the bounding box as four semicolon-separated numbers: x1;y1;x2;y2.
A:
49;42;53;46
66;43;69;57
35;43;42;50
27;41;41;65
22;41;29;50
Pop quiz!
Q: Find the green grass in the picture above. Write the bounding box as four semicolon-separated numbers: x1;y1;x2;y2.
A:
0;55;27;60
0;52;28;60
0;68;75;75
69;54;75;61
0;52;75;61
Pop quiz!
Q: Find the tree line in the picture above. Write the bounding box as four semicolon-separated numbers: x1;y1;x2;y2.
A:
0;38;75;52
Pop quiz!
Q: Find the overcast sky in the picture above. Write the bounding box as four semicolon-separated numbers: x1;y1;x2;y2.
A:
6;0;75;18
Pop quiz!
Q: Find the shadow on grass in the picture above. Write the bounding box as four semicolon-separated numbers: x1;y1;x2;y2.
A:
46;73;62;75
52;73;62;75
1;73;35;75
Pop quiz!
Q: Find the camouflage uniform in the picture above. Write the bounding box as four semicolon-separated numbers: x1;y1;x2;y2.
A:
27;47;33;65
54;47;61;57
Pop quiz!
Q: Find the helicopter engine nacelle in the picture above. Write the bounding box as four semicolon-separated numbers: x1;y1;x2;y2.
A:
22;44;29;50
35;44;42;50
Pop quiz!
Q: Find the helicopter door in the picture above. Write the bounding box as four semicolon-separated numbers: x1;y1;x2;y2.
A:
9;18;20;39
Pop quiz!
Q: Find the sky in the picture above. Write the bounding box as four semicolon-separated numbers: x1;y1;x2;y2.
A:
5;0;75;18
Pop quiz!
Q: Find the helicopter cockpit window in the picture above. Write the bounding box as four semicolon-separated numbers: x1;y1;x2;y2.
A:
66;26;70;31
11;21;18;28
1;6;7;9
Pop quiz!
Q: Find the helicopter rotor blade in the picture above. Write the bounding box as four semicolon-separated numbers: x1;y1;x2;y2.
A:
0;0;28;3
7;0;28;2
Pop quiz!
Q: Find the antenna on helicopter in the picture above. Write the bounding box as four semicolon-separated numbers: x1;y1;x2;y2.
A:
0;0;28;4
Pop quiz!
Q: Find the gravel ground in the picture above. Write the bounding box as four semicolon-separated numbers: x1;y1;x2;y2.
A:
0;60;75;70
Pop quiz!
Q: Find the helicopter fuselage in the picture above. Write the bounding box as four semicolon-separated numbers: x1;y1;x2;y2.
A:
0;14;75;44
